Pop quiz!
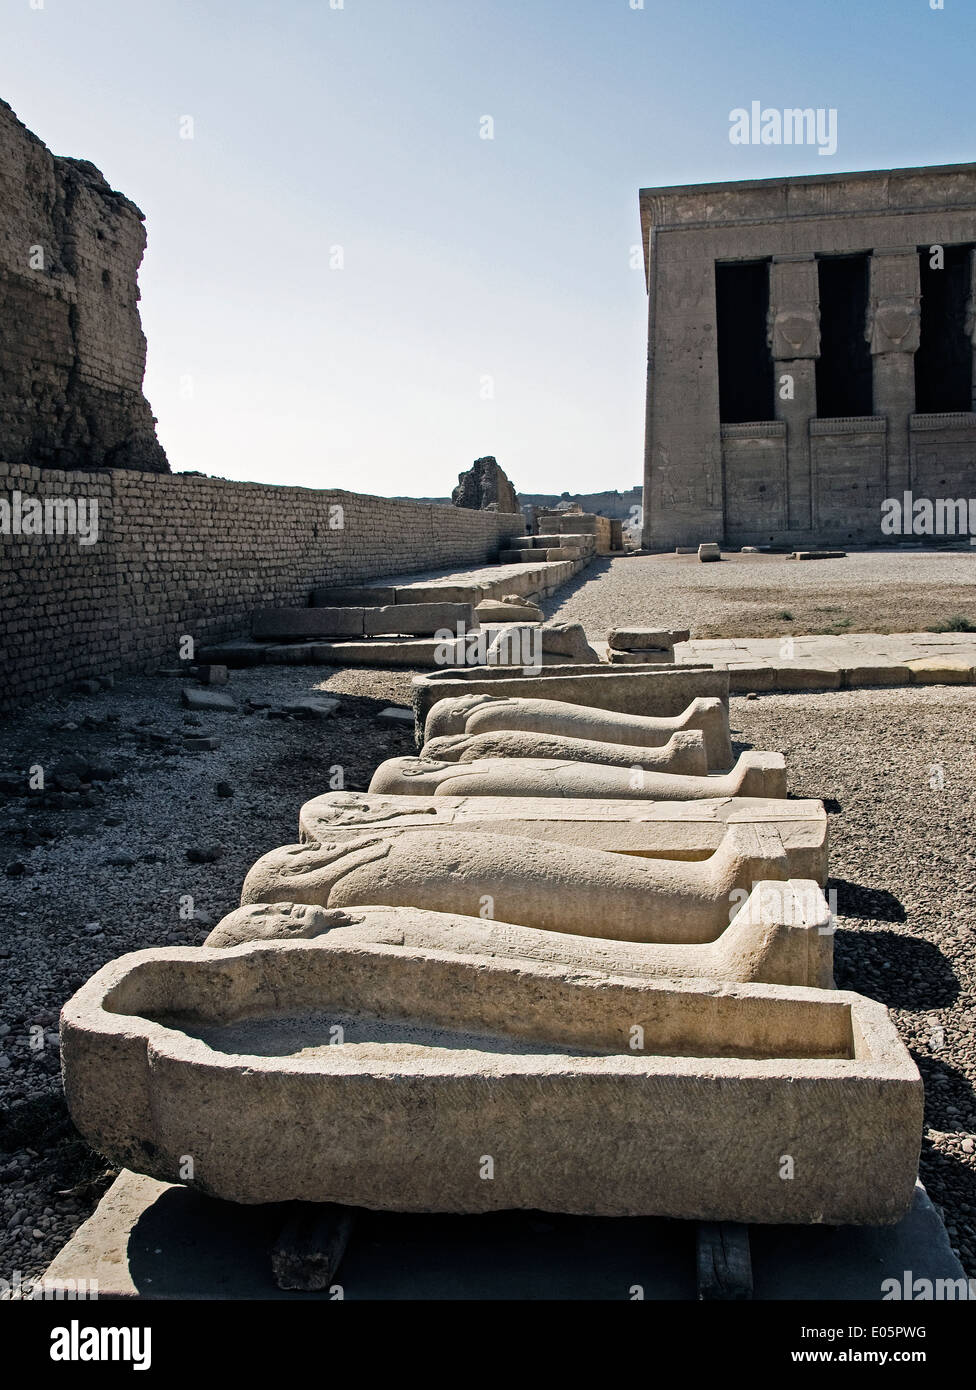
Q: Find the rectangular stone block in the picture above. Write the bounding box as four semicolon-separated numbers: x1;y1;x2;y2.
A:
363;603;475;637
60;941;921;1223
312;638;447;668
842;662;913;688
907;657;975;684
412;664;728;732
311;586;398;606
609;628;689;651
193;664;229;685
252;608;366;641
767;664;842;691
728;665;779;693
394;585;484;605
181;687;236;711
377;706;415;725
607;650;674;664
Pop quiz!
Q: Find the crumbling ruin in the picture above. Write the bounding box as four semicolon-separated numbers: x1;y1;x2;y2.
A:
0;100;167;473
452;455;520;513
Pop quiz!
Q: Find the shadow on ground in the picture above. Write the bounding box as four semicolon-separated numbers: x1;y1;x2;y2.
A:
833;927;959;1010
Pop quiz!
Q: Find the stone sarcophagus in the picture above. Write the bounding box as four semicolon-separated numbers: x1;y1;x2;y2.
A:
205;881;835;989
422;693;734;769
60;937;921;1224
368;751;786;801
411;665;730;740
296;790;830;882
239;822;793;946
423;727;710;777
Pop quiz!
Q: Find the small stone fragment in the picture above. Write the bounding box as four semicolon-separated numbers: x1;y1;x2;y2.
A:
181;688;237;711
186;844;224;864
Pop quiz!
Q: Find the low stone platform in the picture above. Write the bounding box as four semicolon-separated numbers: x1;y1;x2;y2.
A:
317;555;591;608
202;556;594;668
671;632;976;692
42;1172;966;1300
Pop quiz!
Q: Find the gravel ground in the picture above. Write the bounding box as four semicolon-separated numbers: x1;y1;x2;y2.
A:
544;549;976;639
732;687;976;1275
0;670;973;1285
0;663;417;1287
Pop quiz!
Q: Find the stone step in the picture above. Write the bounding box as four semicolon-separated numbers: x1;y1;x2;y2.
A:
252;608;366;641
308;638;585;668
363;603;475;637
252;602;476;642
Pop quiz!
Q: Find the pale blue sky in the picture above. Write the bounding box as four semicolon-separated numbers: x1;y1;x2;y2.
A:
2;0;973;496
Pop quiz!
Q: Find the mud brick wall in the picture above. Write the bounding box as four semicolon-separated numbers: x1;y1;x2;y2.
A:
0;462;525;711
1;462;115;705
0;99;167;473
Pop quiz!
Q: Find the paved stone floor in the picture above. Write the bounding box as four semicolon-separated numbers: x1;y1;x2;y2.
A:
581;631;976;692
676;633;976;662
676;631;976;690
545;549;976;639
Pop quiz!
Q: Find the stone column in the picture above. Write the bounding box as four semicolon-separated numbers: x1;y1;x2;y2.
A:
867;247;920;496
643;234;723;548
768;254;820;533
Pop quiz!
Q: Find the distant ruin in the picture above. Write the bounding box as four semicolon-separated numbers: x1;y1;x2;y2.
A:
519;487;642;520
0;100;166;473
452;456;520;513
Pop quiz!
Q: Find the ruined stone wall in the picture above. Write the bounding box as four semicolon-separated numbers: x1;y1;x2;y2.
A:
0;100;166;473
520;488;643;520
0;462;525;711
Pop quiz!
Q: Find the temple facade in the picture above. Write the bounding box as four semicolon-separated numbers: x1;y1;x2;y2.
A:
639;164;976;549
